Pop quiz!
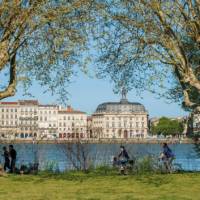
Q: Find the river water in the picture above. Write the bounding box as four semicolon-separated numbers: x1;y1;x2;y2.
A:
0;143;200;171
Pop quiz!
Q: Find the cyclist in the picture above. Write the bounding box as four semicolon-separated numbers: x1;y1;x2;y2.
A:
118;146;129;174
161;143;175;172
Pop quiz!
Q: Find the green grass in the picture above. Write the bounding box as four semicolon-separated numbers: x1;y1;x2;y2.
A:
0;172;200;200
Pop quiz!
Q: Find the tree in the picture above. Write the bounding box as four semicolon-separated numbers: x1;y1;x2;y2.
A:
151;117;184;137
94;0;200;112
0;0;95;102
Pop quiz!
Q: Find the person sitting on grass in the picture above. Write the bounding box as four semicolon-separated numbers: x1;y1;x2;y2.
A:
161;143;175;172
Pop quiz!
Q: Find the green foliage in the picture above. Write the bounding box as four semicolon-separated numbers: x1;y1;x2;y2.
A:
43;160;59;173
94;0;200;111
151;117;184;136
0;0;97;102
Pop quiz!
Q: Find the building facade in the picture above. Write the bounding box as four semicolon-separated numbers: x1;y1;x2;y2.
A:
0;102;19;139
38;104;59;139
0;101;87;140
58;106;87;139
188;112;200;135
91;94;149;139
0;95;149;140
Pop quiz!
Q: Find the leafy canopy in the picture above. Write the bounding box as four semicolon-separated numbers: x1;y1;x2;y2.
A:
151;117;184;136
94;0;200;112
0;0;96;102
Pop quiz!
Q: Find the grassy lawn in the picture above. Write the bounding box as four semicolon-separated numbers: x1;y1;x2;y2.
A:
0;172;200;200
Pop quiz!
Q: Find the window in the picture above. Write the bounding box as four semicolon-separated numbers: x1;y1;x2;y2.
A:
142;122;144;127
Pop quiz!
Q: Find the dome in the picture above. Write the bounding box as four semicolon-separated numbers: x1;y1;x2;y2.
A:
95;98;147;114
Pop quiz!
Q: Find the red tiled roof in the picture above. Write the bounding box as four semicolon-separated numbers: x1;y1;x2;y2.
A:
0;102;18;105
19;100;38;105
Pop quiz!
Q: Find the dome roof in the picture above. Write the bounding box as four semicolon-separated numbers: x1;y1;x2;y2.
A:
95;98;147;114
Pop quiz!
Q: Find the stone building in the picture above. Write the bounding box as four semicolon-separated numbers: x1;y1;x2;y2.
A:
58;106;87;139
17;100;39;139
0;102;19;139
38;104;59;139
0;101;87;140
92;91;149;139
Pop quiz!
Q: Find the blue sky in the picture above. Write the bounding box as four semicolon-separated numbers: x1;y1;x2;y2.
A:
2;71;188;118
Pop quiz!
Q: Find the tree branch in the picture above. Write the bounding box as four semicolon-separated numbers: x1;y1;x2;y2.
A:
0;53;17;100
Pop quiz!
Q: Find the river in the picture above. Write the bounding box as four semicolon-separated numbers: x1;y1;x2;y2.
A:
0;143;200;171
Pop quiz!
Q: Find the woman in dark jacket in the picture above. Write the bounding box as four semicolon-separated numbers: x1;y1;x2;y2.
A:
2;146;10;171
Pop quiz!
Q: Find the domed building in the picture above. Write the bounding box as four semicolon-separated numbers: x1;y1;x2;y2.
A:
92;90;149;139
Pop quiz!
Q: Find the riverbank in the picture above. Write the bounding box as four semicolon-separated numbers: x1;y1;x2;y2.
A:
0;172;200;200
0;138;195;144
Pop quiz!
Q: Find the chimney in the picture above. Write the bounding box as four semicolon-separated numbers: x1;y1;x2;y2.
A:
67;105;73;112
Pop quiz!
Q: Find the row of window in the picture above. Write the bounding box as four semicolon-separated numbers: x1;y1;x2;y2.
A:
59;116;85;121
0;108;17;112
106;130;145;134
105;116;145;121
1;114;18;119
106;122;145;128
59;127;84;131
20;127;38;131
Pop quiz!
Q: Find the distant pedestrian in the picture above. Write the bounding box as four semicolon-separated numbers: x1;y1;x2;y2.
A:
9;145;17;173
2;146;10;171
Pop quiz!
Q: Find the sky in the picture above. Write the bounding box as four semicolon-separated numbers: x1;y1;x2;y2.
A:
1;71;188;118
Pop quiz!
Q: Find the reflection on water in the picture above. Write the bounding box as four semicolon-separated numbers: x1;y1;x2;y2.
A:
0;143;199;171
